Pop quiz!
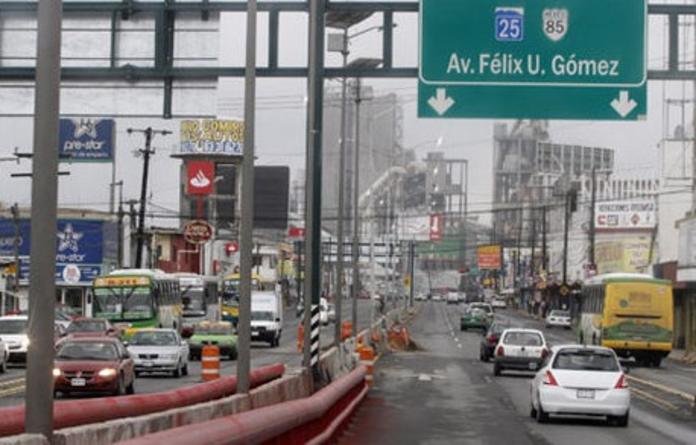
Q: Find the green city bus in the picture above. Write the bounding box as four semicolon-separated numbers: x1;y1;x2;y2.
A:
92;269;182;338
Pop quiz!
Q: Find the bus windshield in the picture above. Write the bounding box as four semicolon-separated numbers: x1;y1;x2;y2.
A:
93;287;154;321
181;286;206;317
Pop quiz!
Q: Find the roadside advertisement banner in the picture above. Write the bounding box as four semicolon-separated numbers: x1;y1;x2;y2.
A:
477;244;502;270
186;160;215;195
595;199;656;230
180;119;244;156
0;219;113;284
429;213;444;242
595;237;651;274
59;118;115;162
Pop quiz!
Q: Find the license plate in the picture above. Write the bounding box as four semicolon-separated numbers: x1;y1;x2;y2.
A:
143;361;154;367
577;389;595;399
71;378;86;387
528;362;538;370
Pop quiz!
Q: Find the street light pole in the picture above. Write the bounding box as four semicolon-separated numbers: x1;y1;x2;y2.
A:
351;78;362;337
334;29;348;346
25;0;62;438
237;0;257;395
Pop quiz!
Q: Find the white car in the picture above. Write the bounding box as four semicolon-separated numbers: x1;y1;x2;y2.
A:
491;298;507;309
432;294;443;302
530;345;630;426
493;328;548;376
126;329;189;377
446;292;459;305
0;316;29;364
546;310;572;329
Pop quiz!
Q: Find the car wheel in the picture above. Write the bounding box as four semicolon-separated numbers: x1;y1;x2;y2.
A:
530;404;537;419
613;412;629;427
114;376;125;396
173;362;182;378
493;362;502;376
0;359;6;374
461;326;467;331
126;379;135;395
182;363;189;376
535;401;549;423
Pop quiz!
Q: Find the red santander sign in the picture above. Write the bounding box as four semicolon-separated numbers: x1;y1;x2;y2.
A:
429;214;444;242
183;220;214;245
187;160;215;195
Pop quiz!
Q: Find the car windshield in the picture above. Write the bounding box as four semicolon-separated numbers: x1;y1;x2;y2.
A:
67;320;106;333
503;332;543;346
252;310;275;321
0;319;27;334
553;349;620;371
471;304;492;314
56;342;118;361
181;286;206;316
130;331;178;346
468;308;486;317
93;286;154;320
550;310;569;317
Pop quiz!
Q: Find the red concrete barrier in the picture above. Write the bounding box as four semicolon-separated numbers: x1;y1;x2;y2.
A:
117;366;368;445
0;363;284;438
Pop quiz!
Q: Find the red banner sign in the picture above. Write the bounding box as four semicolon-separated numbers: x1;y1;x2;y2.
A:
288;226;305;239
183;220;214;245
429;214;444;242
186;160;215;195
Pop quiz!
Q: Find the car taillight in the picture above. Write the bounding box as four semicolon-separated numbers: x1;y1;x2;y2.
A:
542;370;558;386
487;335;498;344
541;348;549;359
496;345;504;357
615;373;628;389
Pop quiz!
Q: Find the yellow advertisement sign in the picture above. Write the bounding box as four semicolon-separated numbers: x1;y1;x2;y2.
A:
180;119;244;156
477;244;502;269
595;238;651;274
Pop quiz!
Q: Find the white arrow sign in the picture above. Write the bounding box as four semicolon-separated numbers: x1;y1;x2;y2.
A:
428;88;455;116
610;90;638;118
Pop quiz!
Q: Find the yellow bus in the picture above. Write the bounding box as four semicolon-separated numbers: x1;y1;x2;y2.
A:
579;273;673;367
220;272;263;326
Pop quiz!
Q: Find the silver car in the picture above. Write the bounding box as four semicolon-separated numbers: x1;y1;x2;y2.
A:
126;329;189;377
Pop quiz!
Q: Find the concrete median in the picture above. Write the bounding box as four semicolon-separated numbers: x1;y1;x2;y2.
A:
0;435;49;445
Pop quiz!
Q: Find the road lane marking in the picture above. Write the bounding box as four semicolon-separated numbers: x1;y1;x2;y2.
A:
627;375;696;405
630;387;679;411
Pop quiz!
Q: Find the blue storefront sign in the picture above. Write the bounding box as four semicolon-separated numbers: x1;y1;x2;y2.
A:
59;118;115;162
0;218;116;284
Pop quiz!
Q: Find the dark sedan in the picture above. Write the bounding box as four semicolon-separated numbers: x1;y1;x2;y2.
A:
65;318;120;338
479;322;511;362
53;337;135;397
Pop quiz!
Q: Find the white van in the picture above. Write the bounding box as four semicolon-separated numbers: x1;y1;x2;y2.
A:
251;291;283;347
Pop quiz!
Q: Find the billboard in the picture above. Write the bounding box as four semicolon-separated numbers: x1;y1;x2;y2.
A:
186;160;215;195
595;199;656;230
59;118;114;162
477;244;502;270
595;237;651;274
180;119;244;156
429;214;444;242
0;219;115;284
254;166;290;230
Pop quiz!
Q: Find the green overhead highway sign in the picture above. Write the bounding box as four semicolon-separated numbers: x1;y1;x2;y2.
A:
418;0;647;120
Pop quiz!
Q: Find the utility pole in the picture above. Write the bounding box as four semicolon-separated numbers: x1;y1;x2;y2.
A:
516;207;523;289
128;127;171;268
409;240;415;307
237;0;257;394
11;204;20;299
351;77;362;337
25;0;61;438
542;205;548;272
588;167;597;269
302;0;326;378
334;40;348;345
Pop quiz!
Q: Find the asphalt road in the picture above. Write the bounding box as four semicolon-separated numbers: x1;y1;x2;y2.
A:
339;301;696;445
0;298;376;407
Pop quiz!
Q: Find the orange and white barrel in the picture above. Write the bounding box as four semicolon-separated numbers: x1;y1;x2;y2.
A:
201;344;221;382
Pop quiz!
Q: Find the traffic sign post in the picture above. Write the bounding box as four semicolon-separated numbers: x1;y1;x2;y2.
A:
418;0;647;120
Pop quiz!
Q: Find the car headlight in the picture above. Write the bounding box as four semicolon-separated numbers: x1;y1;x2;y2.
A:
98;368;117;378
52;368;61;378
22;338;30;348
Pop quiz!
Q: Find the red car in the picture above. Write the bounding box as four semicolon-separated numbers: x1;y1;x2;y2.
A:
53;337;135;397
65;318;119;338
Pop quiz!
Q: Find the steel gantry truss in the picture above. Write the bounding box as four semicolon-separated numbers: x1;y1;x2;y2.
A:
0;1;694;117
